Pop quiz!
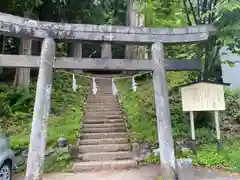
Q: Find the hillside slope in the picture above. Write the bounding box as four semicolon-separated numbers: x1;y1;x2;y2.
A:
116;72;240;172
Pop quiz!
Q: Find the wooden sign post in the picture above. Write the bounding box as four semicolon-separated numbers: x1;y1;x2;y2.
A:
179;81;230;152
189;111;196;154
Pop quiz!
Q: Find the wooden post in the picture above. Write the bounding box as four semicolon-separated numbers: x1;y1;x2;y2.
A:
0;35;6;74
125;0;147;60
25;38;55;180
70;42;83;73
189;111;196;154
190;112;195;140
124;0;147;74
125;0;136;60
101;42;112;59
152;42;177;180
214;111;222;150
14;38;32;89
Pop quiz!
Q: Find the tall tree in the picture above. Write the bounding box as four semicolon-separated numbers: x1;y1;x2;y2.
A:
183;0;240;81
137;0;240;81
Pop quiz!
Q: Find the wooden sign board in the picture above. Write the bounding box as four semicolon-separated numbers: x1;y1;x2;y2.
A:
180;82;226;111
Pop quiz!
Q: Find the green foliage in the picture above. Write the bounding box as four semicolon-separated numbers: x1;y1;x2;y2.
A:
43;151;72;173
0;72;89;173
224;89;240;123
214;0;240;54
116;72;190;145
15;151;73;173
143;153;160;165
181;140;240;172
138;0;240;81
0;72;90;153
137;0;187;28
117;78;157;144
88;0;126;25
0;83;34;118
117;75;240;171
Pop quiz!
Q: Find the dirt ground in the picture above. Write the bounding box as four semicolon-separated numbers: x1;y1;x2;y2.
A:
13;165;240;180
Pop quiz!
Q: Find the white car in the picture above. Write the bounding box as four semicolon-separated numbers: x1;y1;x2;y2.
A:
0;134;15;180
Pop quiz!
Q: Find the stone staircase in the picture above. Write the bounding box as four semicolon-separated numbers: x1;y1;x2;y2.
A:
72;76;137;172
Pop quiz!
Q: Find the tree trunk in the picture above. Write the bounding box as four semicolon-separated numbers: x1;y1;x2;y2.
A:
0;36;6;74
68;42;83;73
184;0;223;82
31;40;41;56
124;0;147;74
125;0;137;60
136;13;148;60
101;42;112;59
13;38;32;90
125;0;147;60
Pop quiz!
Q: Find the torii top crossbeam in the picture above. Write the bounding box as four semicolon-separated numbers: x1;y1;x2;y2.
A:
0;12;215;44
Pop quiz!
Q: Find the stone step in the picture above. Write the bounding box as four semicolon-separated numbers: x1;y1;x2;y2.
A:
81;132;128;139
86;100;119;103
88;94;115;96
87;97;117;100
88;90;112;92
86;100;118;102
85;105;121;109
87;99;117;101
86;101;119;103
87;97;117;99
84;123;125;128
89;92;113;94
78;151;133;161
88;95;115;97
84;113;123;117
85;110;122;114
91;86;112;88
86;101;118;104
84;111;122;115
84;119;124;124
85;107;121;111
86;102;118;105
88;90;113;92
83;127;126;133
86;109;122;112
72;160;137;172
89;90;113;93
85;115;123;120
85;115;123;119
79;144;130;153
79;138;129;145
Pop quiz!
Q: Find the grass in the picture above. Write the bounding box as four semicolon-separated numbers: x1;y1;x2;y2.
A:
116;72;240;172
197;140;240;171
0;72;90;172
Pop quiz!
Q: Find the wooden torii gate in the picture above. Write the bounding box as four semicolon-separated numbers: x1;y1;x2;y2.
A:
0;12;215;180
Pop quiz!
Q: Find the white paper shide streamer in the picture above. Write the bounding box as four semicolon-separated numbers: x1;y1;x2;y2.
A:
72;74;78;92
112;78;117;96
92;77;98;95
132;76;137;92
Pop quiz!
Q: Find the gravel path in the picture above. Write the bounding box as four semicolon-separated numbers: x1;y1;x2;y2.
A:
13;165;240;180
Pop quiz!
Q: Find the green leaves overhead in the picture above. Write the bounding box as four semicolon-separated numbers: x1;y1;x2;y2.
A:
214;0;240;54
182;0;240;54
137;0;187;27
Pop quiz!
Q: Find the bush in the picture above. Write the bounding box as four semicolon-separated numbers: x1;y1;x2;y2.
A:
116;73;240;171
224;89;240;123
0;72;90;172
0;72;90;151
